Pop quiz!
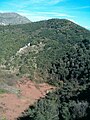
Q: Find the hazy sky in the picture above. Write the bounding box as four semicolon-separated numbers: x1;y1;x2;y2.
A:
0;0;90;29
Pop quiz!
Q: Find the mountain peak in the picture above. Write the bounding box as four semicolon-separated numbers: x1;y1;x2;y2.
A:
0;12;31;25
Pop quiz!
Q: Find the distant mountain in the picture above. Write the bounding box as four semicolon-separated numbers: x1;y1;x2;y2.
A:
0;12;31;25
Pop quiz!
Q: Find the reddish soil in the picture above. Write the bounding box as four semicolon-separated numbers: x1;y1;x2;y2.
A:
0;77;55;120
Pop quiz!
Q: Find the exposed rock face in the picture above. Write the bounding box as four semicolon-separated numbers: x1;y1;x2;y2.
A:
0;12;31;25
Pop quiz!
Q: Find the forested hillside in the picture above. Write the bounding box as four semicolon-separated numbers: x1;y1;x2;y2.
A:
0;19;90;120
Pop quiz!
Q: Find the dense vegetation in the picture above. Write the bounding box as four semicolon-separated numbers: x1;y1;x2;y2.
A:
18;83;90;120
0;19;90;119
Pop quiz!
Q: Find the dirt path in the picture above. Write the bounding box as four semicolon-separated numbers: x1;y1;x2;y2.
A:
0;77;55;120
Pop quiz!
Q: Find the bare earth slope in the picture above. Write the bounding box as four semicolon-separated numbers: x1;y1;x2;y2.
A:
0;77;55;120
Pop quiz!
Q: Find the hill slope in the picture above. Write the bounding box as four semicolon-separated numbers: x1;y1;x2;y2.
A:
0;18;90;120
0;19;90;83
0;12;31;25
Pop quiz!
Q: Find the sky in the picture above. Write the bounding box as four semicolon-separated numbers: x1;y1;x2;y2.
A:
0;0;90;29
